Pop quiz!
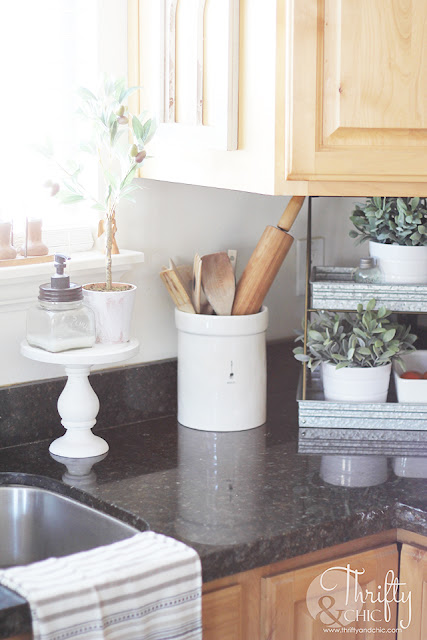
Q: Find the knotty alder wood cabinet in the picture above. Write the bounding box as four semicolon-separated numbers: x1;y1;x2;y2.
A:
128;0;427;197
202;531;427;640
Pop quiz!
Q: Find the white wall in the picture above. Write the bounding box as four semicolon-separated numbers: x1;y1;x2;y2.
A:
119;187;363;365
1;189;364;387
0;2;366;387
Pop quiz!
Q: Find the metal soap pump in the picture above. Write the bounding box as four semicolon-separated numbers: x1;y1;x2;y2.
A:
26;254;96;352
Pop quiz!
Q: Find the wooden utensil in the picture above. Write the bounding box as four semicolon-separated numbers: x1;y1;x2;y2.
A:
160;267;196;313
192;253;202;313
201;252;236;316
192;253;214;315
172;261;193;299
232;196;305;315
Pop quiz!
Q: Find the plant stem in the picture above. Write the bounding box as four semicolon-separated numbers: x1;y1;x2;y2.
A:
105;212;113;290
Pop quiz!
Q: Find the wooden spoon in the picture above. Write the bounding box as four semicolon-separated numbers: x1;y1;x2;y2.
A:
201;252;236;315
192;253;202;313
160;264;195;313
192;254;214;314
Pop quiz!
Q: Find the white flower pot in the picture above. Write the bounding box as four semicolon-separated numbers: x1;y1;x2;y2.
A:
321;362;391;403
175;306;268;431
393;350;427;403
369;240;427;284
82;283;136;344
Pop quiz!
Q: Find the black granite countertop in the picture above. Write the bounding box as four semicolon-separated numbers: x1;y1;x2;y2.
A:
0;346;426;638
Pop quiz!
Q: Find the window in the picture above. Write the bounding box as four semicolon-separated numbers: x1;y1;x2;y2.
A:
1;0;100;250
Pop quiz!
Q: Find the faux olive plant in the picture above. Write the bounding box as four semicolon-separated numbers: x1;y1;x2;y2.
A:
42;76;156;291
350;197;427;246
293;299;417;371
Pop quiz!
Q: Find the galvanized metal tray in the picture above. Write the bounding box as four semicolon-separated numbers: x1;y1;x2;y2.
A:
310;266;427;312
297;370;427;431
298;427;427;456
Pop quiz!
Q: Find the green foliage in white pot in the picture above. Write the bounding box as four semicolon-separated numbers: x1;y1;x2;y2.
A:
349;196;427;246
293;299;417;371
42;76;156;290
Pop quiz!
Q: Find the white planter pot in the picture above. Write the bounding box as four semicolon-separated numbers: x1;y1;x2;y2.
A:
369;240;427;284
393;350;427;403
320;455;388;487
321;362;391;403
175;306;268;431
82;283;136;344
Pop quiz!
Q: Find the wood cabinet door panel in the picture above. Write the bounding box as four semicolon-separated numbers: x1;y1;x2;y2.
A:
260;544;398;640
289;0;427;183
202;584;242;640
398;544;427;640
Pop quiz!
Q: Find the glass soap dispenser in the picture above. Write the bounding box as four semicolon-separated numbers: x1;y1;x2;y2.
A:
353;257;383;284
26;254;96;352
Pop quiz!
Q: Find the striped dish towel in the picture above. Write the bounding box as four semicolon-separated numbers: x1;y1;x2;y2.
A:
0;531;202;640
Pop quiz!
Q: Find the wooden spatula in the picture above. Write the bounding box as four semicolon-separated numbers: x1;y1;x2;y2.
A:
201;252;236;315
160;267;195;313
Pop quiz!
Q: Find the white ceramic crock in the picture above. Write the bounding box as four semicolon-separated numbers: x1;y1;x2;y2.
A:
175;306;268;431
369;240;427;284
321;362;391;403
83;283;136;344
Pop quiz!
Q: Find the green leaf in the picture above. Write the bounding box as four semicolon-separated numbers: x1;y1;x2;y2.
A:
410;231;421;244
132;115;144;140
119;86;142;104
335;362;350;370
139;119;152;143
77;87;97;101
120;164;138;189
383;328;396;343
397;198;408;216
294;353;310;362
57;193;85;204
308;329;324;342
366;298;376;311
110;119;118;145
357;347;372;356
92;203;106;212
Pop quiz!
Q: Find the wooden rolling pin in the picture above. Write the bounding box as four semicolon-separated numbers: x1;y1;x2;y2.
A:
232;196;305;315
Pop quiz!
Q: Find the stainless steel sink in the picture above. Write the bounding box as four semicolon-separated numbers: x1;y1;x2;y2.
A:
0;485;140;568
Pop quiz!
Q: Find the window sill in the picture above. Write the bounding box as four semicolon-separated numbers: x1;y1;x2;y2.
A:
0;249;144;312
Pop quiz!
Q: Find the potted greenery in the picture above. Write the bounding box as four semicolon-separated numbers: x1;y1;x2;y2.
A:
47;77;155;343
293;299;417;402
350;196;427;283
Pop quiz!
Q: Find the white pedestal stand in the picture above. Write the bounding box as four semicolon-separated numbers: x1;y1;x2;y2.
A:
21;340;139;459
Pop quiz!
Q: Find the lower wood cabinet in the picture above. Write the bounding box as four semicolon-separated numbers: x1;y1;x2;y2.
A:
398;544;427;640
4;533;426;640
260;545;398;640
202;585;242;640
202;531;427;640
